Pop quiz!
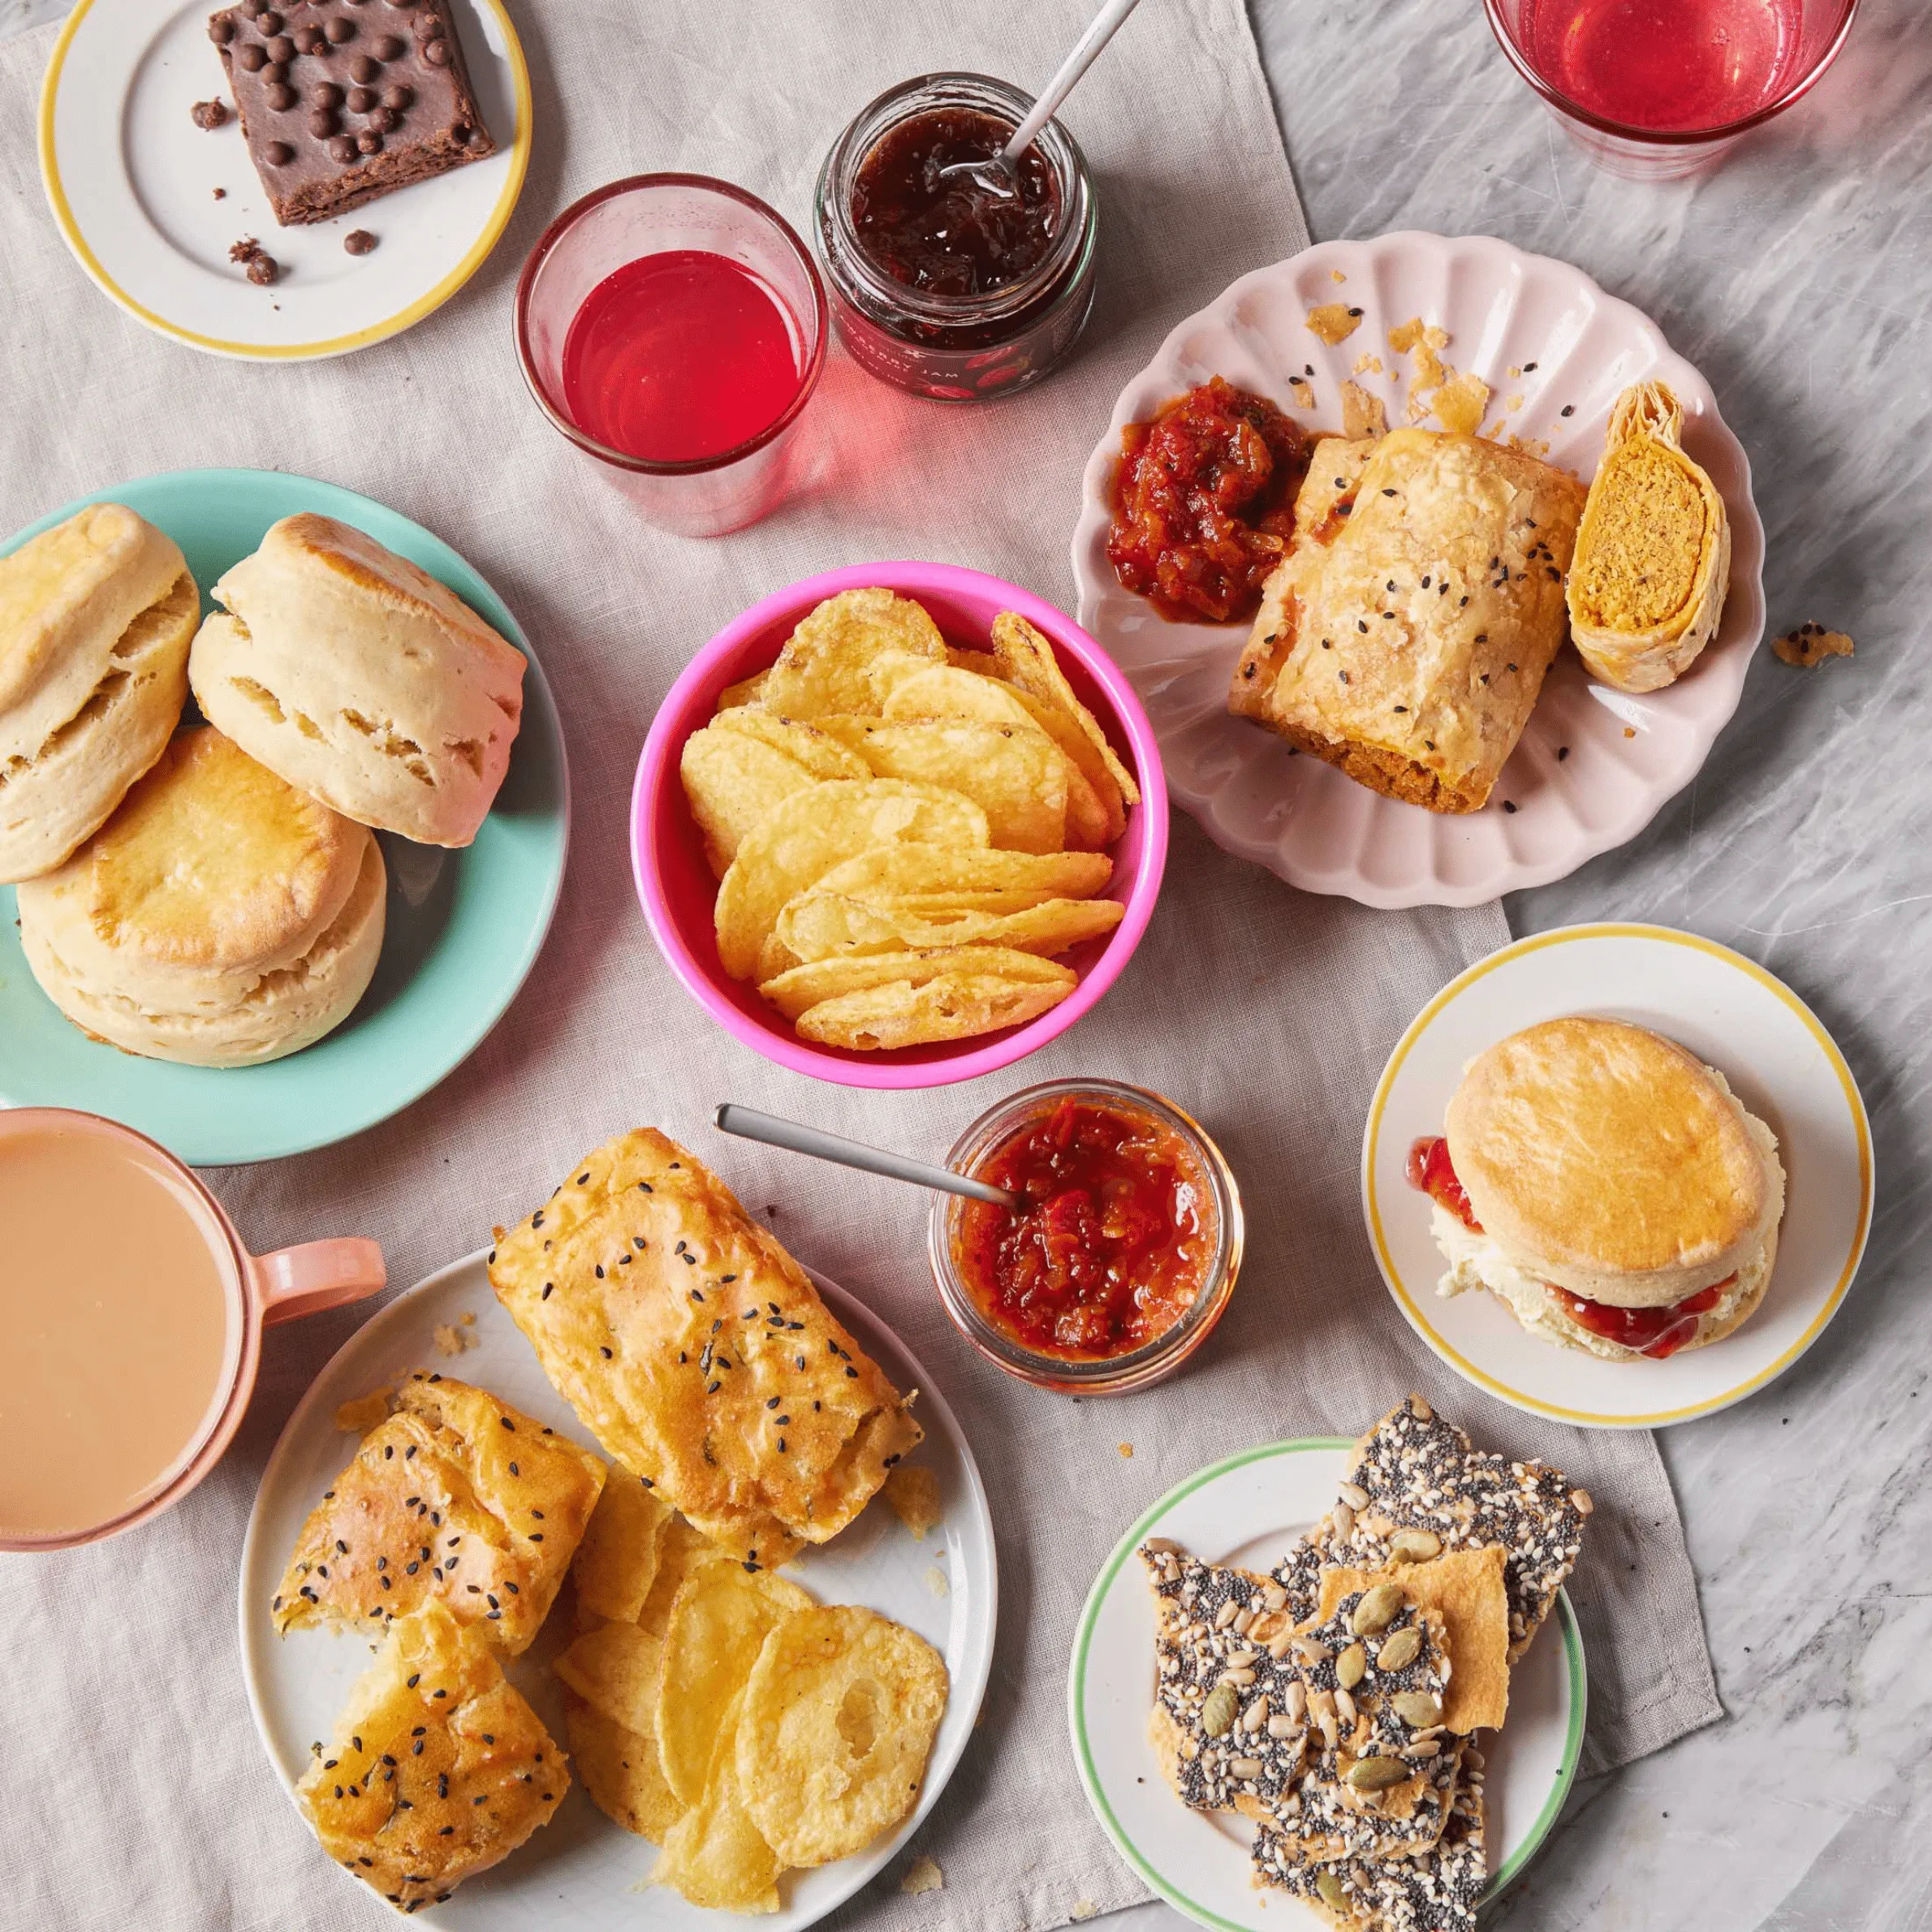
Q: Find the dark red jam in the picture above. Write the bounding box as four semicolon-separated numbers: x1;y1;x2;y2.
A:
957;1097;1214;1359
1407;1135;1733;1358
850;106;1062;300
1107;378;1312;623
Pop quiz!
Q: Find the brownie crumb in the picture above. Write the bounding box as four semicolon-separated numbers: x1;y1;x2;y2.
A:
191;97;231;132
344;229;379;256
212;187;227;200
228;236;282;285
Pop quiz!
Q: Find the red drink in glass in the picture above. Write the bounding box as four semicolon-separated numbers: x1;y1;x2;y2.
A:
1486;0;1860;177
1516;0;1801;130
560;252;804;466
515;177;826;538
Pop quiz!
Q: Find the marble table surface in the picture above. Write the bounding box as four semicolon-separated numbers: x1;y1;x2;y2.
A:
5;0;1929;1928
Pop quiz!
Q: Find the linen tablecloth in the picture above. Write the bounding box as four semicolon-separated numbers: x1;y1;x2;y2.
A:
0;2;1721;1926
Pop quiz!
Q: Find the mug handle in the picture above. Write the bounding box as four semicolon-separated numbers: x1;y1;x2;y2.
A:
252;1240;386;1326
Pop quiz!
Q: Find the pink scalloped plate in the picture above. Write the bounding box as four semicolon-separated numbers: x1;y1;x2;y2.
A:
1070;232;1766;909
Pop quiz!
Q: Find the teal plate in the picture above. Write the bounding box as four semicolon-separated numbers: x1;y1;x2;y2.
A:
0;469;569;1166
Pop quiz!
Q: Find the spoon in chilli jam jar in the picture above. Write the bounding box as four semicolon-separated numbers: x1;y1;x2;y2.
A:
713;1104;1019;1210
929;1078;1245;1394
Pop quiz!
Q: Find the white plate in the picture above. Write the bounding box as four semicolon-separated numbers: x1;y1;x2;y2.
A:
40;0;531;360
1067;1439;1585;1930
239;1251;996;1931
1363;923;1874;1428
1070;231;1767;908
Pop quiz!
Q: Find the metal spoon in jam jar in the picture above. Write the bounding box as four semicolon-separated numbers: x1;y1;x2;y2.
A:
713;1104;1019;1210
937;0;1147;201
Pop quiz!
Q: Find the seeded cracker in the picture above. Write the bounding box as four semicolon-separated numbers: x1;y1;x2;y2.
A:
1273;1397;1587;1662
1141;1550;1460;1863
1255;1775;1487;1932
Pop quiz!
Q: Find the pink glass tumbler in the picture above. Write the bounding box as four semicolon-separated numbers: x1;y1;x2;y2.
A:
514;175;829;539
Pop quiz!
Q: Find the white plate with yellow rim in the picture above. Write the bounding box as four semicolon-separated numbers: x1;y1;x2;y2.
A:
238;1250;995;1930
39;0;530;360
1067;1438;1585;1930
1362;923;1874;1429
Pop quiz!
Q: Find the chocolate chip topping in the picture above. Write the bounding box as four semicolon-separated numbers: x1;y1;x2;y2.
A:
328;15;356;39
356;128;383;153
256;7;281;29
209;18;234;43
327;134;356;162
312;81;343;107
349;54;379;80
423;37;449;65
265;82;295;110
265;34;295;60
344;228;378;254
236;41;266;70
380;82;412;109
347;84;376;111
369;106;400;132
293;24;323;52
308;110;337;137
263;140;294;164
373;32;404;57
247;254;279;285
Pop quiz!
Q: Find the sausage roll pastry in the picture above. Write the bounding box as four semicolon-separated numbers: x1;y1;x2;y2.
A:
1230;429;1586;813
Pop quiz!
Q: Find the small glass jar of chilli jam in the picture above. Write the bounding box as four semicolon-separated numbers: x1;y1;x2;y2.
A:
813;72;1100;403
929;1079;1244;1395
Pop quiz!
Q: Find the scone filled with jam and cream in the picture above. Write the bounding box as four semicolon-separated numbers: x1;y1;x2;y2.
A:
1409;1016;1785;1362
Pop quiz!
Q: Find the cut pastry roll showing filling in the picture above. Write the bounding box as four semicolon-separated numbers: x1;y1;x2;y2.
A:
1567;380;1730;693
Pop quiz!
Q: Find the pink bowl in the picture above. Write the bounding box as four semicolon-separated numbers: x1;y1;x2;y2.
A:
631;562;1168;1088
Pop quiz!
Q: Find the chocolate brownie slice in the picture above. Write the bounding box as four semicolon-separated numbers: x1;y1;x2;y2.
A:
209;0;494;227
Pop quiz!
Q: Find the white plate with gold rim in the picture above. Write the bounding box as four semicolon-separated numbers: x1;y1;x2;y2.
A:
238;1249;995;1931
1363;924;1873;1429
40;0;530;360
1069;232;1766;909
1068;1438;1585;1931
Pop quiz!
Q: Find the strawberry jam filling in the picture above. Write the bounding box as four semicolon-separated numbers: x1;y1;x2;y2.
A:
1407;1135;1736;1359
1406;1136;1480;1231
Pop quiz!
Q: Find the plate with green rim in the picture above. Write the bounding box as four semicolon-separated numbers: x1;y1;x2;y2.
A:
0;468;567;1166
1067;1438;1585;1930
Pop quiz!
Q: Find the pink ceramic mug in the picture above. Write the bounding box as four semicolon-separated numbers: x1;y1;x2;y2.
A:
0;1107;385;1552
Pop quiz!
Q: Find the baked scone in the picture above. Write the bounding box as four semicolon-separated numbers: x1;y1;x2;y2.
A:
15;725;385;1067
190;513;525;847
1422;1017;1785;1361
1231;429;1586;813
296;1601;567;1914
274;1372;606;1653
1568;381;1730;692
489;1130;922;1568
0;503;196;882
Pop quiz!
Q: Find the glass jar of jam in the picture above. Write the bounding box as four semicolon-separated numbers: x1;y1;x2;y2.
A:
814;72;1099;402
929;1079;1244;1393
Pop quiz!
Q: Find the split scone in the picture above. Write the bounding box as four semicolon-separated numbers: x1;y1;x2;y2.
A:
489;1129;922;1568
0;502;196;882
1416;1017;1785;1363
15;725;385;1067
1230;430;1586;813
190;513;525;847
297;1601;567;1914
274;1372;606;1653
1567;381;1730;692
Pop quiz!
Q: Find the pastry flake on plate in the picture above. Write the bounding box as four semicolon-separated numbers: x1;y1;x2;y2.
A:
273;1371;606;1652
489;1129;921;1566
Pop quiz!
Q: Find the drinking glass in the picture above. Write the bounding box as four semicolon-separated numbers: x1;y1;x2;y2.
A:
1484;0;1861;179
515;175;828;539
